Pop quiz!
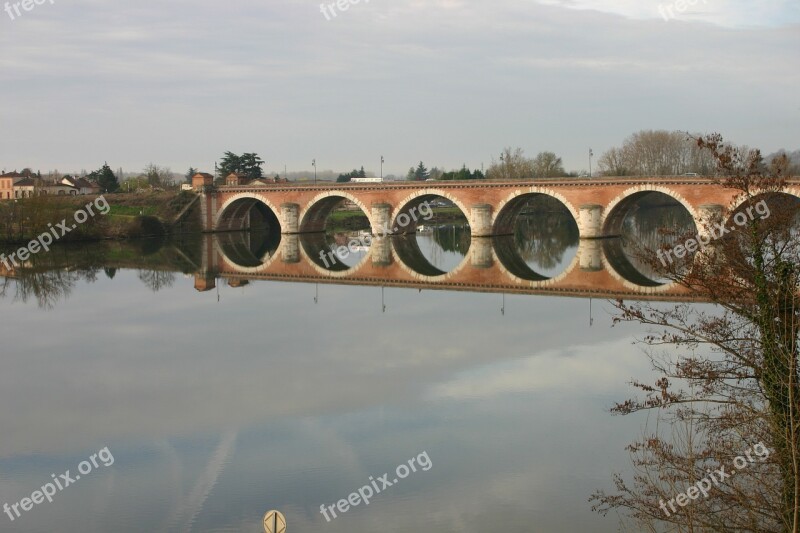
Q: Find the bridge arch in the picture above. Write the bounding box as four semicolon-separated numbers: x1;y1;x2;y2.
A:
300;191;377;233
601;186;698;288
215;193;282;233
390;189;470;233
727;187;800;215
493;188;580;236
602;185;699;237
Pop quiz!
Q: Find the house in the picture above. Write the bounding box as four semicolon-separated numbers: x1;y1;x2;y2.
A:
13;177;38;198
61;176;101;195
191;173;215;191
0;261;17;278
248;177;289;186
225;173;248;186
0;171;27;200
41;183;79;196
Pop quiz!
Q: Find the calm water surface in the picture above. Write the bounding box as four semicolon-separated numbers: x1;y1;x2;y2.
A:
0;205;692;532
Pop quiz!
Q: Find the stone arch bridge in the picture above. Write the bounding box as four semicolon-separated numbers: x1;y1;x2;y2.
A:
196;176;799;238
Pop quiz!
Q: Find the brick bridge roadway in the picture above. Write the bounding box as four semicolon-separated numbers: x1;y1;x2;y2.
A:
191;177;800;301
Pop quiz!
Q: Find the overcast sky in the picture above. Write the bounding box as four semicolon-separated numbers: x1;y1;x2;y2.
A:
1;0;798;176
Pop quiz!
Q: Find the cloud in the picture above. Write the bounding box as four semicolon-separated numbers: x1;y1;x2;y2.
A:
0;0;797;183
534;0;800;27
430;337;647;399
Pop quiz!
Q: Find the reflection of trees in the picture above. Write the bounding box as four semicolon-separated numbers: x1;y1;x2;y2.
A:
619;205;696;281
0;238;197;308
512;212;579;271
431;225;470;256
137;270;175;292
72;266;100;283
0;269;79;310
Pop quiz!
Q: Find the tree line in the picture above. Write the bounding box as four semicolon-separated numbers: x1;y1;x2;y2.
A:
597;130;800;177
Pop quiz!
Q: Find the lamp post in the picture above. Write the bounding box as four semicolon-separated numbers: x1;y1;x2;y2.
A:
312;159;317;185
589;149;593;178
380;156;384;183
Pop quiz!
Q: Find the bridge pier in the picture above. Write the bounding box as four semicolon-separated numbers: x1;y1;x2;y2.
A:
470;238;494;269
578;204;603;239
371;203;392;234
470;204;494;237
194;234;218;292
280;203;300;234
281;234;300;263
371;236;392;266
199;190;216;233
578;239;603;272
697;204;724;240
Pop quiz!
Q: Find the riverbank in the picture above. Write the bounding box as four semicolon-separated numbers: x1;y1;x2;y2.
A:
0;191;199;244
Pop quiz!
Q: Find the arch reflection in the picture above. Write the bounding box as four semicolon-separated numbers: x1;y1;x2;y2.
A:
392;225;471;278
217;229;282;269
299;231;372;273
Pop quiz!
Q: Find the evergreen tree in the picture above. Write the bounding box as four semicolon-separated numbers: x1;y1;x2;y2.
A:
414;161;429;181
218;152;265;180
185;167;198;183
219;152;241;178
89;163;119;192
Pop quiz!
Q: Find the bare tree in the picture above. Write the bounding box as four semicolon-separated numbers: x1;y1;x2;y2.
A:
531;151;566;178
137;269;175;292
598;147;630;176
143;164;173;187
592;134;800;531
487;147;534;180
598;130;717;176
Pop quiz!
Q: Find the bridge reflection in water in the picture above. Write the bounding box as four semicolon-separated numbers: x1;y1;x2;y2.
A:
196;226;698;302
